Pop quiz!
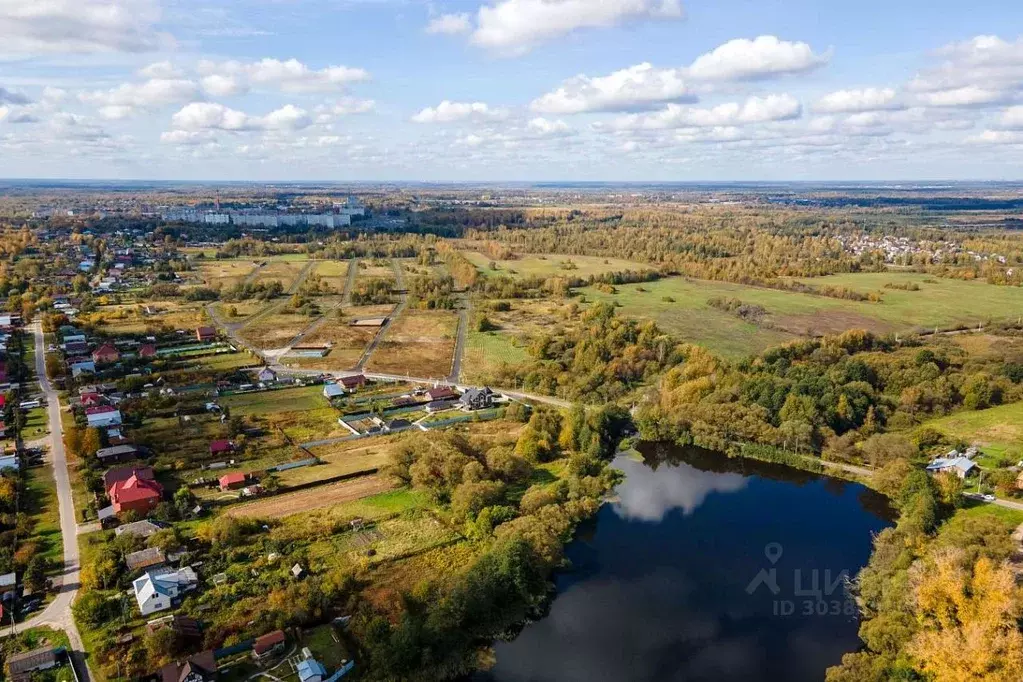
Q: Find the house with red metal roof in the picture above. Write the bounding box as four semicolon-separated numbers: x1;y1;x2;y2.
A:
108;468;163;515
218;472;248;491
92;343;121;365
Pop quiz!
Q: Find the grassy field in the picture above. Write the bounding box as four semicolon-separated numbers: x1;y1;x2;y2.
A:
195;259;259;289
920;401;1023;463
461;251;651;279
367;309;458;377
238;310;313;349
252;260;307;290
312;259;350;280
25;460;62;567
279;306;393;371
355;259;396;284
462;329;530;383
86;301;207;335
221;385;329;416
211;300;266;322
224;474;394;519
580;273;1023;359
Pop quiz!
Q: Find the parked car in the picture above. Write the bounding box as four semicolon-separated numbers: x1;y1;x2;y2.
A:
983;494;996;502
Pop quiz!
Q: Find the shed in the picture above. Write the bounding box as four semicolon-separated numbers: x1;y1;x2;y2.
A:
209;439;233;455
323;383;346;399
126;547;167;572
6;647;63;681
297;658;327;682
252;630;286;660
219;472;248;491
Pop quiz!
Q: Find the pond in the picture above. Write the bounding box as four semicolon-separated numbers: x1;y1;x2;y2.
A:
475;443;893;682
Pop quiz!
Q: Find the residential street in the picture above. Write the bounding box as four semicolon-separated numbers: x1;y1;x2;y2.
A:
0;324;91;682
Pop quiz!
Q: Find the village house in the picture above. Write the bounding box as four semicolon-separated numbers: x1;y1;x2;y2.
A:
426;386;459;402
106;466;163;515
337;374;366;391
252;630;287;662
195;326;217;342
125;546;167;572
323;383;346;400
218;472;248;491
159;651;217;682
0;571;16;597
297;658;328;682
92;342;121;364
209;439;233;456
460;387;494;411
96;443;144;463
115;519;165;539
925;456;977;479
70;360;97;378
139;343;158;359
257;367;277;383
5;646;64;682
86;405;122;428
133;566;198;616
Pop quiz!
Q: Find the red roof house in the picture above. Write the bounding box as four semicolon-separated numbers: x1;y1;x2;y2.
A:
92;343;121;364
139;344;158;359
252;630;286;660
219;472;248;491
108;468;163;515
80;392;102;407
209;439;233;455
196;327;216;342
0;395;5;408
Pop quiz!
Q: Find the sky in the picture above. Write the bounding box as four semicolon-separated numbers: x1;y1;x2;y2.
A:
1;0;1022;181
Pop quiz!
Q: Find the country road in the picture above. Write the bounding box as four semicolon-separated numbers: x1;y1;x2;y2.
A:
355;259;408;371
0;324;92;681
448;292;470;383
285;257;359;348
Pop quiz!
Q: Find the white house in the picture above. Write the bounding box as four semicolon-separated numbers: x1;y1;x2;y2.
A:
133;566;198;616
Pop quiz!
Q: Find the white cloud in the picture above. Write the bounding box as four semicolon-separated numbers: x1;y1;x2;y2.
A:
965;129;1023;145
814;88;901;113
168;102;313;134
412;100;507;123
998;105;1023;129
471;0;683;55
915;85;1011;107
425;13;472;35
531;63;694;114
907;35;1023;107
607;94;802;130
687;36;828;81
82;79;199;118
138;61;184;80
0;0;171;56
200;75;245;98
198;58;370;95
526;117;573;137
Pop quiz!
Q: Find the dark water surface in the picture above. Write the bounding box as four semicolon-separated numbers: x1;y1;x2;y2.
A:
475;444;893;682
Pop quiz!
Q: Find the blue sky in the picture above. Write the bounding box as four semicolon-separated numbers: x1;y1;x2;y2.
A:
0;0;1022;181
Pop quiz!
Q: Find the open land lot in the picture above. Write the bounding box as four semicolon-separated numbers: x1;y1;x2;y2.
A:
195;259;260;289
356;259;396;284
461;250;652;279
367;309;458;377
224;474;394;519
251;259;307;289
461;299;570;381
211;299;266;323
238;310;315;349
580;272;1023;359
86;301;207;335
921;401;1023;463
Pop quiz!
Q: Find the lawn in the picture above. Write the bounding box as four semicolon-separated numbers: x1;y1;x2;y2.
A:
25;460;63;567
367;309;458;378
920;401;1023;464
580;273;1023;359
221;385;329;416
461;251;652;280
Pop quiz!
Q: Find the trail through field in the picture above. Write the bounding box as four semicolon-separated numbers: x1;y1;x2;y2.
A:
356;259;408;370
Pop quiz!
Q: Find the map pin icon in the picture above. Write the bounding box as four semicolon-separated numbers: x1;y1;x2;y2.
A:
765;543;783;565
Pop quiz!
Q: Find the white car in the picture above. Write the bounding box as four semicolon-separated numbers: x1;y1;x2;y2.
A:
982;494;996;502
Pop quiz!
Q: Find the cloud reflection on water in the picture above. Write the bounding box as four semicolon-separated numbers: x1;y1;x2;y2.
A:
612;457;748;522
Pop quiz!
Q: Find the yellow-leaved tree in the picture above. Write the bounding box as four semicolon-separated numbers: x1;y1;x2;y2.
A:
909;547;1023;681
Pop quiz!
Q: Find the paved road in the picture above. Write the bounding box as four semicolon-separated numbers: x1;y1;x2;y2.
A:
355;259;408;371
1;324;91;681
